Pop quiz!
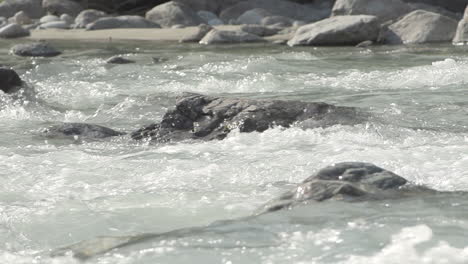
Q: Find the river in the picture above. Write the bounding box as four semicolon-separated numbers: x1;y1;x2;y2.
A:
0;40;467;263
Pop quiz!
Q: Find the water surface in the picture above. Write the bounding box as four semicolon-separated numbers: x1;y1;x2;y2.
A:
0;40;467;263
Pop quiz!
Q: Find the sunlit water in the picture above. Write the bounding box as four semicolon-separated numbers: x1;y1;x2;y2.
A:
0;40;467;263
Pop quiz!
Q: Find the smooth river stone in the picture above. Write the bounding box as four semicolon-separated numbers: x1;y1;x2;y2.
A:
11;42;62;57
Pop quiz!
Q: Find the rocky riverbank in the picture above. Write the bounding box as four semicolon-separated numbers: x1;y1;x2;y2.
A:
0;0;467;46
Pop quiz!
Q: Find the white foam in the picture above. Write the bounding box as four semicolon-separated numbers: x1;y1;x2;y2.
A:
345;225;468;264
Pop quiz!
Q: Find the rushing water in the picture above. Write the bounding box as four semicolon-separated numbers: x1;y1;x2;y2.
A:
0;40;467;263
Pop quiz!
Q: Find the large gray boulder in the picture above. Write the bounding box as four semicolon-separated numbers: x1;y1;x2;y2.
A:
11;42;61;57
60;14;74;24
173;0;238;14
383;10;458;44
131;93;363;143
197;10;218;23
13;11;32;25
86;16;160;30
174;0;218;13
407;2;462;20
0;23;30;38
257;162;435;214
0;0;45;19
236;8;272;25
288;15;380;46
40;14;60;23
0;68;24;94
42;123;125;139
453;6;468;44
220;0;325;23
145;1;203;28
74;9;107;29
199;29;264;44
42;0;83;16
332;0;413;22
261;15;293;27
179;23;212;43
403;0;468;13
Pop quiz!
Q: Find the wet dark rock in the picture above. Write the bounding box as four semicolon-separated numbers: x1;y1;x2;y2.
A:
257;162;436;214
0;23;30;38
42;123;125;139
152;57;169;63
11;42;61;57
106;56;135;64
131;93;364;143
179;23;212;43
0;67;24;94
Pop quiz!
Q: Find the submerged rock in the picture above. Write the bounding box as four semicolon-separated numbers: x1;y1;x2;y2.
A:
145;1;203;28
0;23;30;38
11;42;61;57
257;162;436;214
179;23;212;43
86;16;160;30
383;10;458;44
199;29;264;44
106;56;135;64
288;15;380;46
131;93;363;143
42;123;125;139
0;67;24;94
51;162;442;260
